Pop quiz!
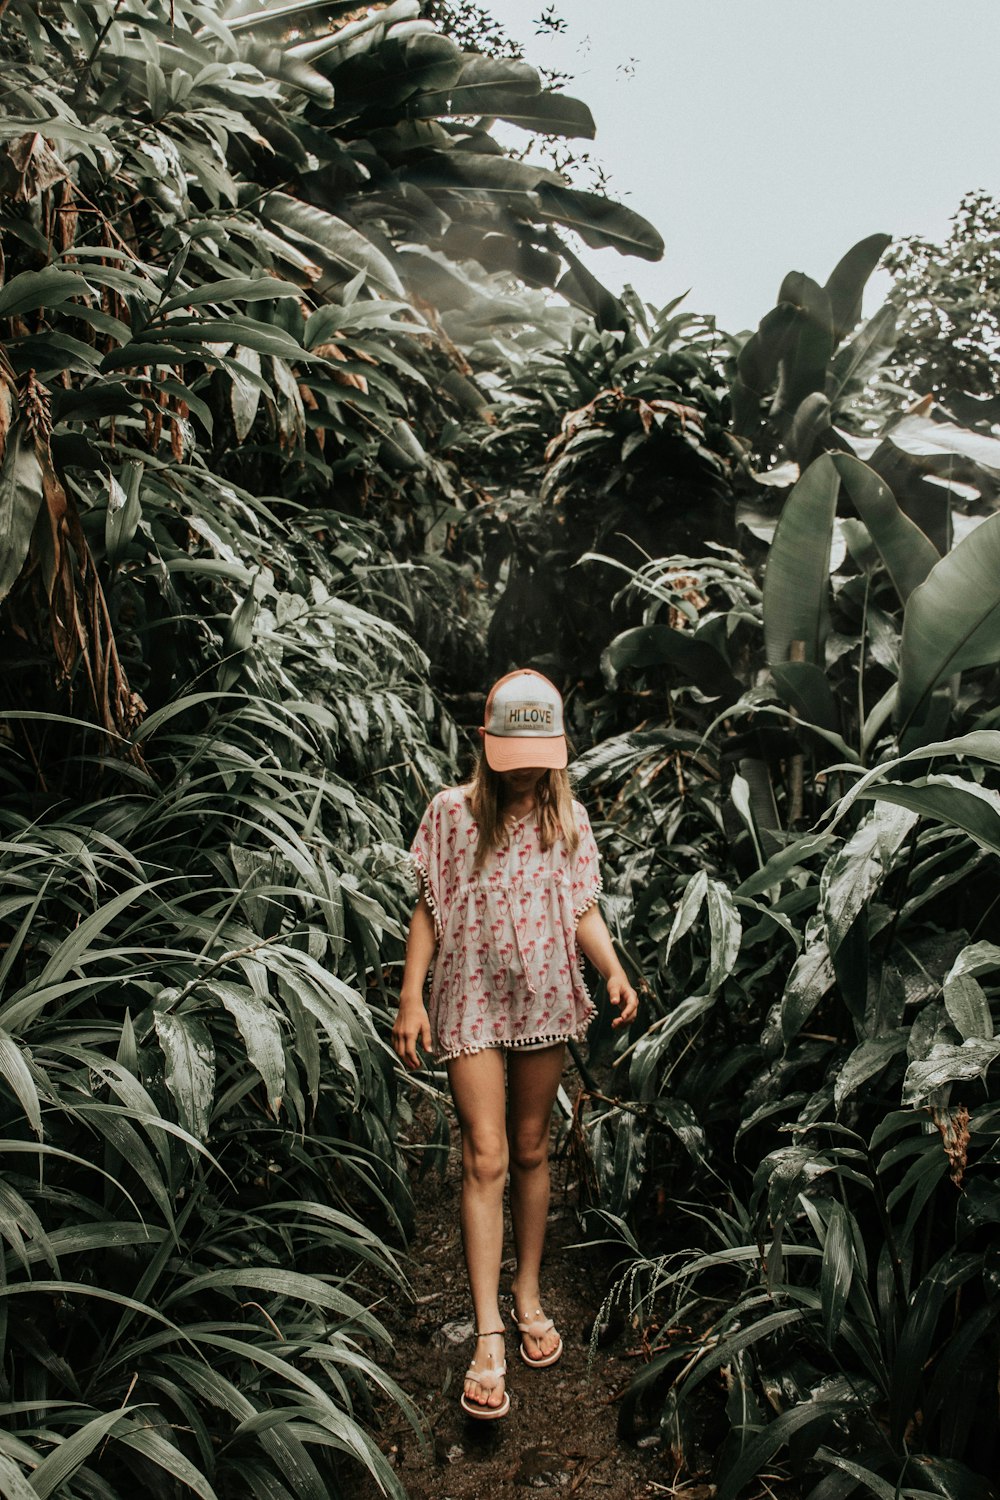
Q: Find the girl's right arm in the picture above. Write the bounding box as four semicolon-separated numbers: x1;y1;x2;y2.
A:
391;893;436;1069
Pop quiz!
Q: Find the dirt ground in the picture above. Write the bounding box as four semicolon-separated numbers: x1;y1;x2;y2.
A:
360;1066;702;1500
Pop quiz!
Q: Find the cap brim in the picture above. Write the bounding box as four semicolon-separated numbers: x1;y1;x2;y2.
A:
483;734;568;772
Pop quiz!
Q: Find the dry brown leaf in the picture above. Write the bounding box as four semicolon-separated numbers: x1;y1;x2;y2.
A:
314;341;369;393
5;131;68;199
932;1102;971;1187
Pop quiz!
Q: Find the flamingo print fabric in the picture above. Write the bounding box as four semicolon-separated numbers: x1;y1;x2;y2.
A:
410;787;602;1060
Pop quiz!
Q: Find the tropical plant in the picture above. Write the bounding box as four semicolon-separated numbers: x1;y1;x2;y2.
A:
0;0;669;1491
569;238;1000;1496
0;527;450;1495
447;290;737;690
880;190;1000;414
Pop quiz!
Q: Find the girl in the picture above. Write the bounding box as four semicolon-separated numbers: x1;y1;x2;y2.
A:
392;669;638;1421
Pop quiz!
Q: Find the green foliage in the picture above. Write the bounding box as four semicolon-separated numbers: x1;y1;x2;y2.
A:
0;0;665;1490
881;191;1000;410
0;625;439;1494
571;238;1000;1494
731;234;893;465
4;2;1000;1493
456;292;736;685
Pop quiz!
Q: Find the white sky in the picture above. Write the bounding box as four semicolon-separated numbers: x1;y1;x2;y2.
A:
484;0;1000;333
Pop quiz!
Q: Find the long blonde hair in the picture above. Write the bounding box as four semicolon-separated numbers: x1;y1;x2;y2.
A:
467;756;579;869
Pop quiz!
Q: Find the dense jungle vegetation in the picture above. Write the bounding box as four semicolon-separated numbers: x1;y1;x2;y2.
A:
0;2;999;1496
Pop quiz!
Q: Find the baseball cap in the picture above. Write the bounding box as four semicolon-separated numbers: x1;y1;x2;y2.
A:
482;669;568;772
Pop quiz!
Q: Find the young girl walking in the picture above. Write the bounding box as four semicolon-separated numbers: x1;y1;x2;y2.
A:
392;669;638;1420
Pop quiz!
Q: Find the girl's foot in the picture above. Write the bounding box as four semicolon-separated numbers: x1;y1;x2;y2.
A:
511;1290;563;1366
461;1330;509;1419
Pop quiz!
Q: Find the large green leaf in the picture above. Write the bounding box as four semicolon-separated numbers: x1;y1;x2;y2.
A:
943;974;993;1041
230;346;263;440
763;453;840;666
0;267;93;320
903;1038;1000;1105
0;426;43;602
897;511;1000;735
820;1200;856;1346
483;90;596;138
0;1453;38;1500
833;452;940;603
209;981;286;1116
946;942;1000;983
677;1308;804;1400
226;0;374;33
831;730;1000;825
30;1408;137;1499
665;870;708;962
705;879;742;994
29;882;160;992
165;1267;385;1337
287;0;421;60
858;775;1000;858
427;54;539;106
328;26;463;106
889;1253;982;1443
602;623;741;701
105;459;144;566
553;234;628;329
735;833;833;898
158;274;302;315
0;1026;42;1137
537;184;664;261
828;303;898;398
715;1393;848;1500
771;272;834;422
422;56;595;136
116;1421;220;1500
833;1032;909;1110
408;149;563;208
780;936;836;1044
887;411;1000;471
821;804;917;957
154;1011;216;1141
822;232;891;342
770;659;839;731
262;194;405;297
732;303;800;435
812;1450;905;1500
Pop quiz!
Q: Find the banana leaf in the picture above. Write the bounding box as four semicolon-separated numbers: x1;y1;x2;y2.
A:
833;452;940;603
897;512;1000;737
763;453;839;667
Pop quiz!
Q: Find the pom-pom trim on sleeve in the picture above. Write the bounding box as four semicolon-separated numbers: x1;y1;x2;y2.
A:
573;876;603;924
410;853;442;940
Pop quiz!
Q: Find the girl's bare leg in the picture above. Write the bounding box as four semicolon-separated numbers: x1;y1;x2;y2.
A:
506;1043;565;1361
447;1047;509;1409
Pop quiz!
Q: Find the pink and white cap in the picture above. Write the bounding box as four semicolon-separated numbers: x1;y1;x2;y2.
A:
482;669;567;772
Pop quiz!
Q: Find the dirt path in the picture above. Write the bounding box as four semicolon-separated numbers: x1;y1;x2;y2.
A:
363;1072;685;1500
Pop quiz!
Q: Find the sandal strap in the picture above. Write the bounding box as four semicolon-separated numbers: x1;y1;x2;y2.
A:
468;1328;507;1388
513;1311;555;1338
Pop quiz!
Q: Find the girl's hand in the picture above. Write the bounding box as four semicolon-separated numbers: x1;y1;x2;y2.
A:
392;997;432;1070
607;970;638;1029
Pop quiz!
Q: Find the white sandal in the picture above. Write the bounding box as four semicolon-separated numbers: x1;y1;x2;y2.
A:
511;1305;563;1368
459;1329;510;1420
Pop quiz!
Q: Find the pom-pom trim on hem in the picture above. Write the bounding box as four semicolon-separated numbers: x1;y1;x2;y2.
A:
410;854;442;939
435;1002;597;1063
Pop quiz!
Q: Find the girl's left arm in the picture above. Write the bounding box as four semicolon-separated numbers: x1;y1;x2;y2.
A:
576;907;638;1029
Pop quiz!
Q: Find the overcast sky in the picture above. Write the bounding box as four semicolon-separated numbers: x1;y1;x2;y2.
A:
484;0;1000;333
